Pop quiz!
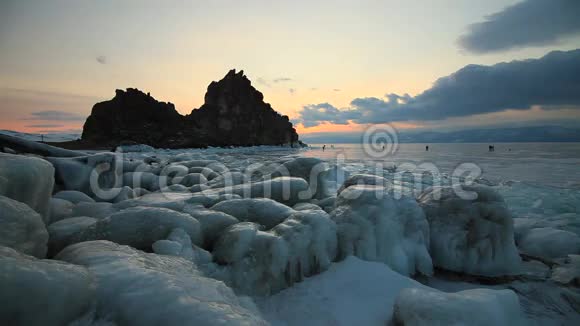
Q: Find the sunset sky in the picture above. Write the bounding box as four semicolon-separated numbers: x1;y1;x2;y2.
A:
1;0;579;136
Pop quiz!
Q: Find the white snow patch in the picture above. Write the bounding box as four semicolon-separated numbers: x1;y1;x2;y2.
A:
258;256;424;326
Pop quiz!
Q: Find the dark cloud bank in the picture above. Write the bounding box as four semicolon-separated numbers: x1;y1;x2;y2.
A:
297;49;580;127
458;0;580;54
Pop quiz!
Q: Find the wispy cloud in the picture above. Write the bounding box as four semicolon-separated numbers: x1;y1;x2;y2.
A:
256;77;271;87
257;76;293;87
289;88;296;95
25;124;65;128
459;0;580;53
273;77;292;83
23;110;86;121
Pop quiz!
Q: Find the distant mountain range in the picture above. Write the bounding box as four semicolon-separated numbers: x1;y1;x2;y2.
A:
301;126;580;143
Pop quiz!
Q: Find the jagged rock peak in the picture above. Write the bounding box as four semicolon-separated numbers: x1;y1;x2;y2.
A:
80;70;301;149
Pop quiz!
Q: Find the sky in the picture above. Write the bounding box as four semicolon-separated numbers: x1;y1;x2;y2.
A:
0;0;579;137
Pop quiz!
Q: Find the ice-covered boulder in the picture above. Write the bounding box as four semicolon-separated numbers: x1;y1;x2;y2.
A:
551;255;580;285
293;202;323;211
71;201;116;219
174;172;208;187
269;157;330;199
122;171;162;191
0;246;95;326
418;185;521;276
314;195;337;212
206;171;246;189
56;241;266;325
0;153;54;222
331;185;432;276
213;222;289;294
518;227;580;260
337;173;390;194
183;206;240;248
392;287;527;326
48;197;74;223
70;207;202;251
211;198;295;229
47;216;97;257
54;190;95;204
47;153;119;198
111;186;136;203
270;210;338;284
187;166;219;180
0;196;48;258
114;191;192;211
209;177;310;205
153;228;212;265
213;210;338;295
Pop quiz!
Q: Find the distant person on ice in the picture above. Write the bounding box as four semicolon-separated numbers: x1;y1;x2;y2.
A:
322;145;326;151
426;145;429;151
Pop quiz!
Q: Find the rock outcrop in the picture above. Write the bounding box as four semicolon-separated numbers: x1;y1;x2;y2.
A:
81;70;300;148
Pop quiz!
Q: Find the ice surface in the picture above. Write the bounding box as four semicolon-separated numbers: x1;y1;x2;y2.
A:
115;143;155;152
331;185;432;276
68;207;202;251
0;195;49;258
211;198;295;229
0;246;95;326
258;256;425;326
0;153;54;222
392;287;527;326
56;241;267;326
518;227;580;259
419;185;521;276
2;139;577;325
